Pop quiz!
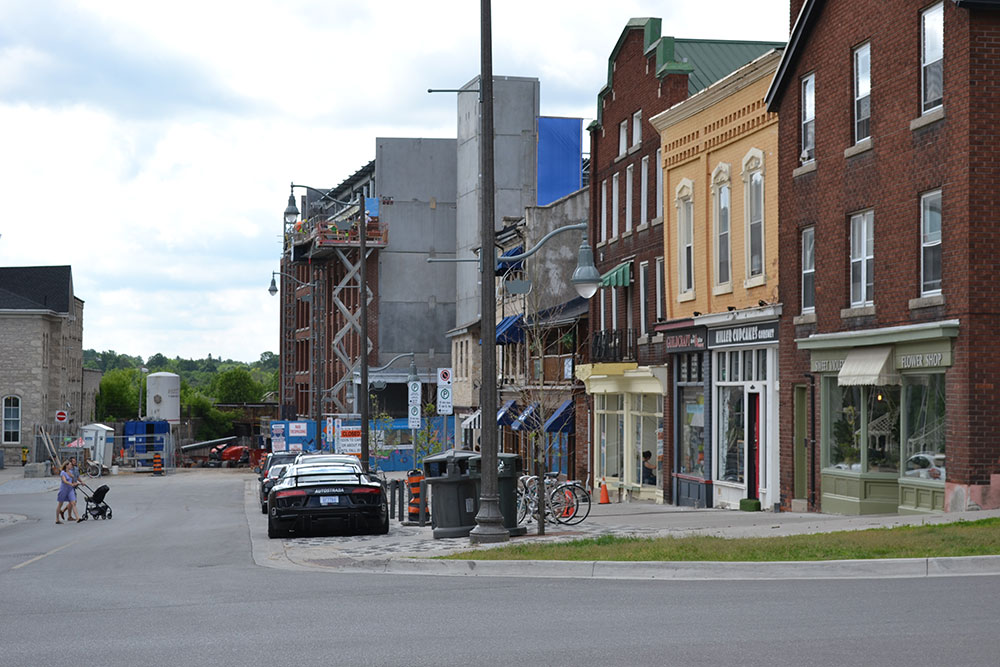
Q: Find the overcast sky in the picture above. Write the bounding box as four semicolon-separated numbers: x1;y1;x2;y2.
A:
0;1;788;363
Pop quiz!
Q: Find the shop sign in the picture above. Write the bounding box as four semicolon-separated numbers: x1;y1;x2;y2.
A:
709;320;779;348
662;327;707;352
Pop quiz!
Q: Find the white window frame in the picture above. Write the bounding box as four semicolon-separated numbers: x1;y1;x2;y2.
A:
640;156;649;225
639;261;649;336
655;148;663;220
600;179;608;243
850;210;875;306
632;110;642;147
854;42;871;143
2;395;20;445
655;257;664;321
802;227;815;313
611;172;620;238
742;149;765;284
676;179;695;298
922;2;944;114
599;289;606;331
611;287;618;330
801;74;815;163
921;190;942;296
625;164;634;233
711;163;732;290
619;120;628;156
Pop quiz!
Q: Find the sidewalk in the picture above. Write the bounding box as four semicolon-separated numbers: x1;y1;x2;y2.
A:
248;480;1000;580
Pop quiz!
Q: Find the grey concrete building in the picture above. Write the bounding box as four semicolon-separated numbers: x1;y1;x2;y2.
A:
0;266;85;462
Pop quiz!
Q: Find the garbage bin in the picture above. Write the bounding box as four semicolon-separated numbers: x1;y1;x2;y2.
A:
469;452;526;537
423;448;480;539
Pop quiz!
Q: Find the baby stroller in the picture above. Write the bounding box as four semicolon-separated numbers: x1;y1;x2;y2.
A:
78;482;112;520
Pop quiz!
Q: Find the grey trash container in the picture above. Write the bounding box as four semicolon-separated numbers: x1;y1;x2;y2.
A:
423;448;479;539
469;452;526;537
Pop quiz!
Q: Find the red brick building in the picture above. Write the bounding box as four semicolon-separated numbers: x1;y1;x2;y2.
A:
577;17;781;502
767;0;1000;513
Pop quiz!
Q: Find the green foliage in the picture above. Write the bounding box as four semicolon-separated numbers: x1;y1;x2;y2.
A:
184;392;235;441
95;368;141;421
414;402;445;463
211;367;264;403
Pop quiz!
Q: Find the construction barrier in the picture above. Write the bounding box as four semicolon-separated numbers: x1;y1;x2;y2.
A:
407;469;429;523
152;453;163;476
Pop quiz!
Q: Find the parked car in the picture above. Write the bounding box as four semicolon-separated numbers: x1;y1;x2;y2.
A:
904;452;946;481
267;463;389;538
258;452;298;482
259;464;290;514
292;452;363;467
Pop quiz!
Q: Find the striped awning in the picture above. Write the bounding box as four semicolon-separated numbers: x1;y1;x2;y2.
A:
543;399;575;433
496;314;524;344
497;400;519;427
838;346;900;386
600;261;631;287
511;403;540;432
496;245;524;272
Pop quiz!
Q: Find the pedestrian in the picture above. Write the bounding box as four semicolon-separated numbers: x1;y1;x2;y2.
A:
69;456;80;483
56;461;79;523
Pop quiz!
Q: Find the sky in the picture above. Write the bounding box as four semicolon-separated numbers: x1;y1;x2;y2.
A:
0;0;789;363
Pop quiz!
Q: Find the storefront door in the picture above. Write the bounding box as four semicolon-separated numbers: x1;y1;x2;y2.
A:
747;391;761;500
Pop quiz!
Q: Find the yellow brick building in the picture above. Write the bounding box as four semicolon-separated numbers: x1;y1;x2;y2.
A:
650;49;783;510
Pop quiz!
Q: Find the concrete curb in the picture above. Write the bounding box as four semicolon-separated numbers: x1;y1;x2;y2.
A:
299;554;1000;581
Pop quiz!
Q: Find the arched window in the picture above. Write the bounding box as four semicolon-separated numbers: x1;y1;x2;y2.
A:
3;396;20;445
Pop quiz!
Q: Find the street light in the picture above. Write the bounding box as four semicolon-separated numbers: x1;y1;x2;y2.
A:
280;183;373;469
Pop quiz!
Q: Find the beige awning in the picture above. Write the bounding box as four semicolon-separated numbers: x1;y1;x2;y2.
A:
838;345;900;386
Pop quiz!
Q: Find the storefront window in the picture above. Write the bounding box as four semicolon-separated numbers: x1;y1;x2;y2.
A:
903;374;946;481
597;394;623;479
828;382;862;471
867;386;901;473
718;386;744;482
632;394;662;486
679;387;705;476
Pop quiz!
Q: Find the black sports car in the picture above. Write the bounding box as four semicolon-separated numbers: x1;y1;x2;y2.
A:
267;463;389;538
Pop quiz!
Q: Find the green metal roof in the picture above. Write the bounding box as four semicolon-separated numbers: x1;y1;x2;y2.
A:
590;18;784;129
675;39;785;96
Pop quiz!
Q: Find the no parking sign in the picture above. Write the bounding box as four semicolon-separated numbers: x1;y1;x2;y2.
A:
436;367;452;415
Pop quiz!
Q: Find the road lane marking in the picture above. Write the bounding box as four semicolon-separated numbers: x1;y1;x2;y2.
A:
11;541;75;570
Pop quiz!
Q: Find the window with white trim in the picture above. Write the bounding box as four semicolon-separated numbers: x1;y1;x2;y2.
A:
611;287;618;330
742;149;765;280
640;156;649;225
639;261;649;336
921;190;942;295
850;210;874;306
676;180;695;296
599;289;606;331
632;110;642;147
655;257;664;321
600;179;607;243
655;148;663;219
619;120;628;156
802;227;815;312
611;173;619;238
2;396;20;445
922;2;944;113
712;163;731;288
625;164;634;233
854;42;871;143
801;74;815;162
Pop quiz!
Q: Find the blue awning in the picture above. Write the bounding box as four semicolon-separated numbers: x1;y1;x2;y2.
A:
511;403;540;431
496;314;524;344
496;245;524;272
497;400;519;427
543;399;575;433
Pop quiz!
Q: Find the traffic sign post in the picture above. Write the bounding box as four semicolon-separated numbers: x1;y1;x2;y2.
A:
408;404;421;430
436;367;453;416
55;410;68;423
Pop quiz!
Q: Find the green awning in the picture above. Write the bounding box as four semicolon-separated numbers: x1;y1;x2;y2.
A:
601;262;631;287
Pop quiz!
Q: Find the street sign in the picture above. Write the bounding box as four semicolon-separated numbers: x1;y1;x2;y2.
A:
324;417;334;446
408;404;421;429
437;385;453;415
437;367;452;386
408;380;421;407
55;410;68;423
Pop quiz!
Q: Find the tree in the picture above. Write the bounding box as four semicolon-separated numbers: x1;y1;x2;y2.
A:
211;367;263;403
95;369;141;421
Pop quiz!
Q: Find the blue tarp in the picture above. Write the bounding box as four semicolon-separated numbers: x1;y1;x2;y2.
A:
543;399;575;433
496;245;524;272
537;116;583;206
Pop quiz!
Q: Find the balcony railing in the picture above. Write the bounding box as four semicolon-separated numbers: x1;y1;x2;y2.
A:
291;220;389;248
590;328;638;363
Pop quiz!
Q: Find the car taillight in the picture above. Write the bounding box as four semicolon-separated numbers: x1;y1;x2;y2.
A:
275;489;307;499
352;487;380;494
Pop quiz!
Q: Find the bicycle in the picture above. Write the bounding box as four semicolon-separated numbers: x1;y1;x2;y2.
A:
516;473;591;526
84;460;103;479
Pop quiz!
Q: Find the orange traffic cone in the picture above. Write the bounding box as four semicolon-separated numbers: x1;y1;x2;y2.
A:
599;480;610;504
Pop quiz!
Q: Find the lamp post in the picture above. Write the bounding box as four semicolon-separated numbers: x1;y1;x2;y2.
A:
282;184;372;469
269;270;319;439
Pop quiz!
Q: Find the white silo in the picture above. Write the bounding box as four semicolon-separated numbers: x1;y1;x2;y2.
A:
146;372;181;424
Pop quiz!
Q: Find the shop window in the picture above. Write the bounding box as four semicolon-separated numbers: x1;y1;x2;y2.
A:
2;396;20;444
596;393;624;480
632;394;661;487
679;387;706;477
903;374;946;481
867;386;901;473
825;379;903;474
718;387;745;483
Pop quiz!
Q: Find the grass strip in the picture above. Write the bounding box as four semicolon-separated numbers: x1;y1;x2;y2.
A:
440;517;1000;562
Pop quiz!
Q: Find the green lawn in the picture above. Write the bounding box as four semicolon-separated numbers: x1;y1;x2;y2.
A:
441;517;1000;562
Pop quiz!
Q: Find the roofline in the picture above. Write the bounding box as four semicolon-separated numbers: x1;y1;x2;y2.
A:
764;0;818;112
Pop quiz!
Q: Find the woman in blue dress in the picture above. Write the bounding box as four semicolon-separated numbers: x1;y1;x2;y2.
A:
56;461;79;523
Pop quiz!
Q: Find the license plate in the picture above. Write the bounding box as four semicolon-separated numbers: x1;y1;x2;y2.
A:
319;496;340;506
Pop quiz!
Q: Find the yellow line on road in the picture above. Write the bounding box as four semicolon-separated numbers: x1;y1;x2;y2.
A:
12;542;75;570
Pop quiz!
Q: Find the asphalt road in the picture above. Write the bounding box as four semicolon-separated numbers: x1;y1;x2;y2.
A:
1;470;998;666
